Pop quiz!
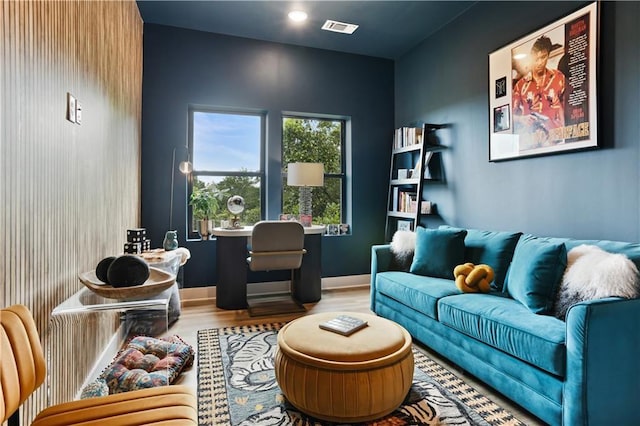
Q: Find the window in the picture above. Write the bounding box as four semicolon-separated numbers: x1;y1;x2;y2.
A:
282;115;346;225
188;108;264;235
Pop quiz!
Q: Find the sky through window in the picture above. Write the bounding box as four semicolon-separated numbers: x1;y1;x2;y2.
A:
193;112;261;172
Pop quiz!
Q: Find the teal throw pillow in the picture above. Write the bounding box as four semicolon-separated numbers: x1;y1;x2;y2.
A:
440;225;522;290
410;227;467;279
504;234;567;314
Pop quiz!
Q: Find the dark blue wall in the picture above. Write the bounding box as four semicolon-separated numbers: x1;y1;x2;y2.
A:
396;1;640;241
141;25;394;287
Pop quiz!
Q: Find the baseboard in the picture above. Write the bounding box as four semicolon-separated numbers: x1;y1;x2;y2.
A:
180;274;370;306
322;274;371;290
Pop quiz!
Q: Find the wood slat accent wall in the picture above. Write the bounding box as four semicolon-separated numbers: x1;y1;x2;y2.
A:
1;1;142;423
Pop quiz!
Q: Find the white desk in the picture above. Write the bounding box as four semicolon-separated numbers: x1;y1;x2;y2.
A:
211;224;325;309
211;224;326;237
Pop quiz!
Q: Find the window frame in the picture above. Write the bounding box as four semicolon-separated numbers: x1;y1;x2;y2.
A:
281;113;348;225
187;106;266;239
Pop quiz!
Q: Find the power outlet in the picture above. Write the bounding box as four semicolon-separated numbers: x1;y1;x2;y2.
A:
76;101;82;125
67;93;76;123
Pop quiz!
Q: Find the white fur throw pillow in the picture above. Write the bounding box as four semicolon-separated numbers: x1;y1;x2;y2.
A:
389;230;416;271
553;244;639;319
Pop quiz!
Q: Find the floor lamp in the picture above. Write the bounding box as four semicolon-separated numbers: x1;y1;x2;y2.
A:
287;162;324;226
165;146;192;250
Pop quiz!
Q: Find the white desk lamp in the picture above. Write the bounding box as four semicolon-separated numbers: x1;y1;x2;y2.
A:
287;162;324;226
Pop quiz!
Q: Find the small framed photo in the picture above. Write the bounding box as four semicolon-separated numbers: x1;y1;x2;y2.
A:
397;220;412;232
326;224;340;235
493;104;510;132
495;76;507;98
420;200;433;215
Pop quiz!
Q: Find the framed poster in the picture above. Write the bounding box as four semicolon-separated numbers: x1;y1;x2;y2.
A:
488;2;598;161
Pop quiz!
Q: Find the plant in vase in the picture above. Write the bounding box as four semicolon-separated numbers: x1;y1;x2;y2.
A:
189;184;227;240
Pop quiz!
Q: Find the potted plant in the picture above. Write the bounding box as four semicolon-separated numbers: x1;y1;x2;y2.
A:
189;185;220;240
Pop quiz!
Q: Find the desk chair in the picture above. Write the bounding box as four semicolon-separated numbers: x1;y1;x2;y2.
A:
1;304;197;426
246;221;307;316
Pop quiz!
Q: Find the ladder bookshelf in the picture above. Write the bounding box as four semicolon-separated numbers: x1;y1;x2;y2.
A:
385;123;444;241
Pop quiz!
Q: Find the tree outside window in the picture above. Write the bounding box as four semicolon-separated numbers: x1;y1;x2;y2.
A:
282;116;345;225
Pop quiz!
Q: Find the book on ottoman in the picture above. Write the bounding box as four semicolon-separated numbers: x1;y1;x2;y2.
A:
319;315;368;336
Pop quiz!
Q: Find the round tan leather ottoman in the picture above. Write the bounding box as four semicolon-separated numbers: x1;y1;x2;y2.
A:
275;312;414;423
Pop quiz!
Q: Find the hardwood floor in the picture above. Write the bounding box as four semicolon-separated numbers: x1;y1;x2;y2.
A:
168;287;544;425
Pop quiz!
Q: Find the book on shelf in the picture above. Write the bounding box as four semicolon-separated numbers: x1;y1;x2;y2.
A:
409;198;418;213
392;187;399;211
404;127;423;147
319;315;368;336
408;192;418;212
421;200;433;214
400;191;417;213
393;127;423;149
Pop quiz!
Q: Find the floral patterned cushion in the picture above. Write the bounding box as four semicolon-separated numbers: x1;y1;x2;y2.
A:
84;335;194;396
80;378;109;398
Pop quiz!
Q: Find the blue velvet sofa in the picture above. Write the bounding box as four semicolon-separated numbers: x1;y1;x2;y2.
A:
370;226;640;425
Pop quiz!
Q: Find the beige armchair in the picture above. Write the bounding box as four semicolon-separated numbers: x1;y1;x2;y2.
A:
246;221;307;316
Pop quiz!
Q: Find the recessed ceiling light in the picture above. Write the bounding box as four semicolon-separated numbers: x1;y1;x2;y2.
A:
288;10;308;22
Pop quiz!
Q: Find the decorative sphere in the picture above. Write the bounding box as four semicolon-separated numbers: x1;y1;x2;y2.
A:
96;256;116;284
107;255;150;288
227;195;245;215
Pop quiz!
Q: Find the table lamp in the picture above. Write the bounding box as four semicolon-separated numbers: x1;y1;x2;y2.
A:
287;162;324;226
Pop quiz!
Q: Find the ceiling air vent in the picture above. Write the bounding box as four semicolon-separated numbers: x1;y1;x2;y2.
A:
322;20;359;35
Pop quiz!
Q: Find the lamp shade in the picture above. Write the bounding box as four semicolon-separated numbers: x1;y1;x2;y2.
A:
287;162;324;187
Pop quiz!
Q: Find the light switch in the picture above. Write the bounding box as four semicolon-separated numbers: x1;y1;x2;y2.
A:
67;93;76;123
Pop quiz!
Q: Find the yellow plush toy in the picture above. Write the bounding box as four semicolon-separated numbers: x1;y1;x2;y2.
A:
453;263;495;293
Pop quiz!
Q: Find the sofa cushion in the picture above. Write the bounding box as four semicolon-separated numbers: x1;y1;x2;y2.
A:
410;227;467;279
375;271;460;320
504;234;567;314
438;293;566;377
440;226;522;290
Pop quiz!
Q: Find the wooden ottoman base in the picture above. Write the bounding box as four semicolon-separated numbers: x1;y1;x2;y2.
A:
275;312;414;423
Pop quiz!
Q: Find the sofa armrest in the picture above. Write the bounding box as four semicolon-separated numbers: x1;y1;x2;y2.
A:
564;296;640;425
370;245;392;311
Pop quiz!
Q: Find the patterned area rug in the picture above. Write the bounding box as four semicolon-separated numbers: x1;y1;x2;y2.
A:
197;323;526;425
